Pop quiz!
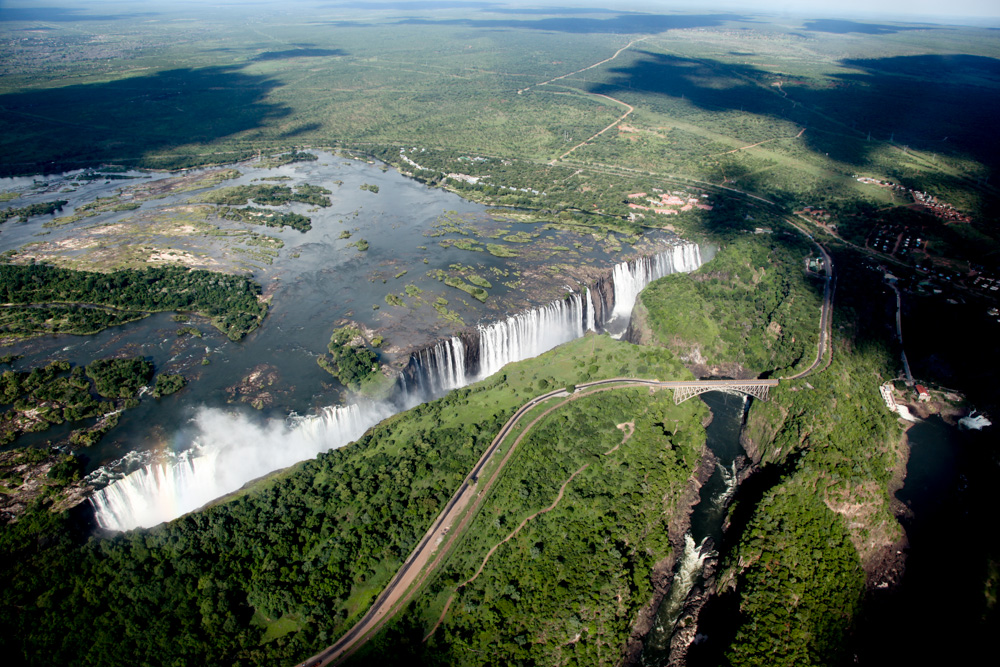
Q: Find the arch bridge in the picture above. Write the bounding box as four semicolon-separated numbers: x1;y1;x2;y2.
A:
662;379;778;405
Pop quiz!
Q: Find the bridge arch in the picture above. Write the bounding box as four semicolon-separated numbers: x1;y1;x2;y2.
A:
672;382;774;405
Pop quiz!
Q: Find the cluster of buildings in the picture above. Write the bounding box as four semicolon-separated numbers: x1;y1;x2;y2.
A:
625;190;713;217
871;225;924;258
972;274;1000;293
856;176;972;224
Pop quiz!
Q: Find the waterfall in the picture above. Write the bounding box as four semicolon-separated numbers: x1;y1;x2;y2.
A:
477;291;587;379
606;242;703;335
407;336;468;397
92;240;705;531
407;242;703;397
91;403;386;531
584;287;597;333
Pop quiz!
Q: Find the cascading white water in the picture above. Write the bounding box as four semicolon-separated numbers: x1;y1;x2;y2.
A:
92;241;704;532
473;243;702;374
609;242;703;328
91;403;386;531
654;534;717;634
477;291;587;379
409;336;467;397
584;287;597;333
713;460;739;511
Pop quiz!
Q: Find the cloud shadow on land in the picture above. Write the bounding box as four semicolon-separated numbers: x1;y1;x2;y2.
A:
252;48;347;61
587;51;1000;177
396;13;751;35
0;66;290;176
802;19;938;35
0;6;158;22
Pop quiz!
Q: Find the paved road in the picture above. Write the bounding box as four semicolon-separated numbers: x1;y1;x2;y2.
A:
297;377;782;667
782;226;835;380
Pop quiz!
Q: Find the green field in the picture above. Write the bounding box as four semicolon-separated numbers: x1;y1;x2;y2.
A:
1;4;998;666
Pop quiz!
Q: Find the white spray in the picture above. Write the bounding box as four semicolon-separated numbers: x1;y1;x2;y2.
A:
90;403;389;531
655;534;717;635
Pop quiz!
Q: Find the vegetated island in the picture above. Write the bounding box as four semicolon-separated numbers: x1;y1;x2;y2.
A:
1;355;186;522
0;264;267;341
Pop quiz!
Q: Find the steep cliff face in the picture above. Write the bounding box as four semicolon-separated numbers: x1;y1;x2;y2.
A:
687;348;908;667
622;300;652;346
625;295;752;380
589;274;616;327
627;237;822;380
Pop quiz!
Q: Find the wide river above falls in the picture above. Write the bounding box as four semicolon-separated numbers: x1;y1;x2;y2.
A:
0;151;707;526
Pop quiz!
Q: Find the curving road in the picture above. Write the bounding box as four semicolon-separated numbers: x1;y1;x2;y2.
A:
297;377;784;667
781;223;835;380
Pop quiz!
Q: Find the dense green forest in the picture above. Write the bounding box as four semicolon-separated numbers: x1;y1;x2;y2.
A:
354;387;707;666
0;6;996;666
0;356;178;448
615;230;906;665
316;326;381;391
632;234;823;376
713;345;902;665
0;336;695;667
0;264;267;340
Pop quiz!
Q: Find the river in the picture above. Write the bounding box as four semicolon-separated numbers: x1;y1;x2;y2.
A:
853;416;995;664
641;397;995;665
0;151;710;530
640;390;747;665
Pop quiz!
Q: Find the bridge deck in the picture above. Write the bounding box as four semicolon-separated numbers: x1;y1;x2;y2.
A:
662;380;777;404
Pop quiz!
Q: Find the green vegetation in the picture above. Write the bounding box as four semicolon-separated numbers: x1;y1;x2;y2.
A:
85;358;153;399
0;335;692;667
0;7;996;666
0;357;165;447
725;480;864;666
427;269;490;302
0;264;266;341
0;200;67;224
717;346;902;665
358;386;707;665
218;206;312;232
152;374;187;398
317;326;380;390
438;238;484;252
193;184;331;208
359;183;380;193
444;276;488;302
0;448;87;524
259;150;318;169
486;244;518;258
634;235;821;375
351;239;369;252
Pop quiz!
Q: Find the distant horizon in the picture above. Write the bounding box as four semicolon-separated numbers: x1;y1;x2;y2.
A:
1;0;999;25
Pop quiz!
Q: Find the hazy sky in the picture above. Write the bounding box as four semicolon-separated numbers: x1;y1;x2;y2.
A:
701;0;1000;19
2;0;998;22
